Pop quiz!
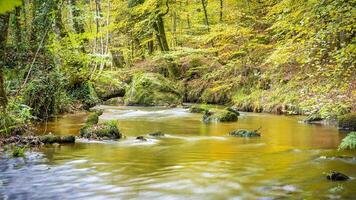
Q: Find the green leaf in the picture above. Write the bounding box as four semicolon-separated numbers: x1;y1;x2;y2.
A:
0;0;22;14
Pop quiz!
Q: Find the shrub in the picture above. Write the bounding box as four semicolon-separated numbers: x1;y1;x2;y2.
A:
23;70;69;119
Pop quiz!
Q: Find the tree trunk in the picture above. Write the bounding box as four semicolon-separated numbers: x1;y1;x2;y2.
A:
200;0;209;31
13;7;22;47
0;13;10;110
219;0;223;22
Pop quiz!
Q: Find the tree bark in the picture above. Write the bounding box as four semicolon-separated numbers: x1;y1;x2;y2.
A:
153;0;170;52
219;0;223;22
200;0;210;31
0;13;10;109
13;7;22;47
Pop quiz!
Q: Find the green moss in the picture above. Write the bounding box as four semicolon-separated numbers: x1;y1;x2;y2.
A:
189;105;209;113
80;120;121;139
229;129;261;137
85;110;103;125
204;110;238;123
93;71;127;100
338;113;356;131
68;82;100;109
338;132;356;150
124;73;182;106
40;134;75;144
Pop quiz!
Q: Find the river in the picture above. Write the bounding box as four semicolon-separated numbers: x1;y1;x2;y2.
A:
1;105;355;199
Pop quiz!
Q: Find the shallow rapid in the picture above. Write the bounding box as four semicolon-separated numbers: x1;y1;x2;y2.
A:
1;106;355;199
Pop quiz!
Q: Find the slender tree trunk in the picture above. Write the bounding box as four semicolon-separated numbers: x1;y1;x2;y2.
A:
200;0;209;31
219;0;223;22
0;13;10;109
13;7;22;47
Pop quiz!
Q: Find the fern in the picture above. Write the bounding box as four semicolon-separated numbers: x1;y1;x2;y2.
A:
338;132;356;151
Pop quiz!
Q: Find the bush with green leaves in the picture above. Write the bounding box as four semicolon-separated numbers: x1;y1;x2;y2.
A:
0;99;33;136
23;70;70;119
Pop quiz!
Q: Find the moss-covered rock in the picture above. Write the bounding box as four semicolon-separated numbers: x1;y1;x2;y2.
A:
85;110;103;125
203;110;238;123
40;134;75;144
229;129;261;137
124;73;183;106
338;113;356;131
80;120;121;140
226;107;240;116
93;71;127;101
189;105;209;113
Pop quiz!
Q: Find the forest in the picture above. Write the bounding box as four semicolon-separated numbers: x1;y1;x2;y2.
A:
0;0;355;199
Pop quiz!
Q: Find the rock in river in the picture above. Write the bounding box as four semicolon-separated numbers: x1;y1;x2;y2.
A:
326;171;350;181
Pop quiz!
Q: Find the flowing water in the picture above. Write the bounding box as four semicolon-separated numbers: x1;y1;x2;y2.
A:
1;105;356;199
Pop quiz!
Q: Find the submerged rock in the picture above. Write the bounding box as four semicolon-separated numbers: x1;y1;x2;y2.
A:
338;113;356;131
148;132;165;137
229;129;261;137
136;136;148;141
124;73;183;106
326;171;350;181
80;120;121;140
204;110;238;123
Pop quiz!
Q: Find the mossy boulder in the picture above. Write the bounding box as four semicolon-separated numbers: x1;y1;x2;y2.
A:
80;120;121;140
40;135;75;144
124;73;183;106
189;105;209;113
338;113;356;131
229;129;261;137
85;110;103;125
226;107;240;116
93;71;127;101
203;110;238;123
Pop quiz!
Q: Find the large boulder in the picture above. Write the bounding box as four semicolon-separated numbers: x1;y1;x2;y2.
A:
124;73;183;106
93;71;127;101
338;113;356;131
